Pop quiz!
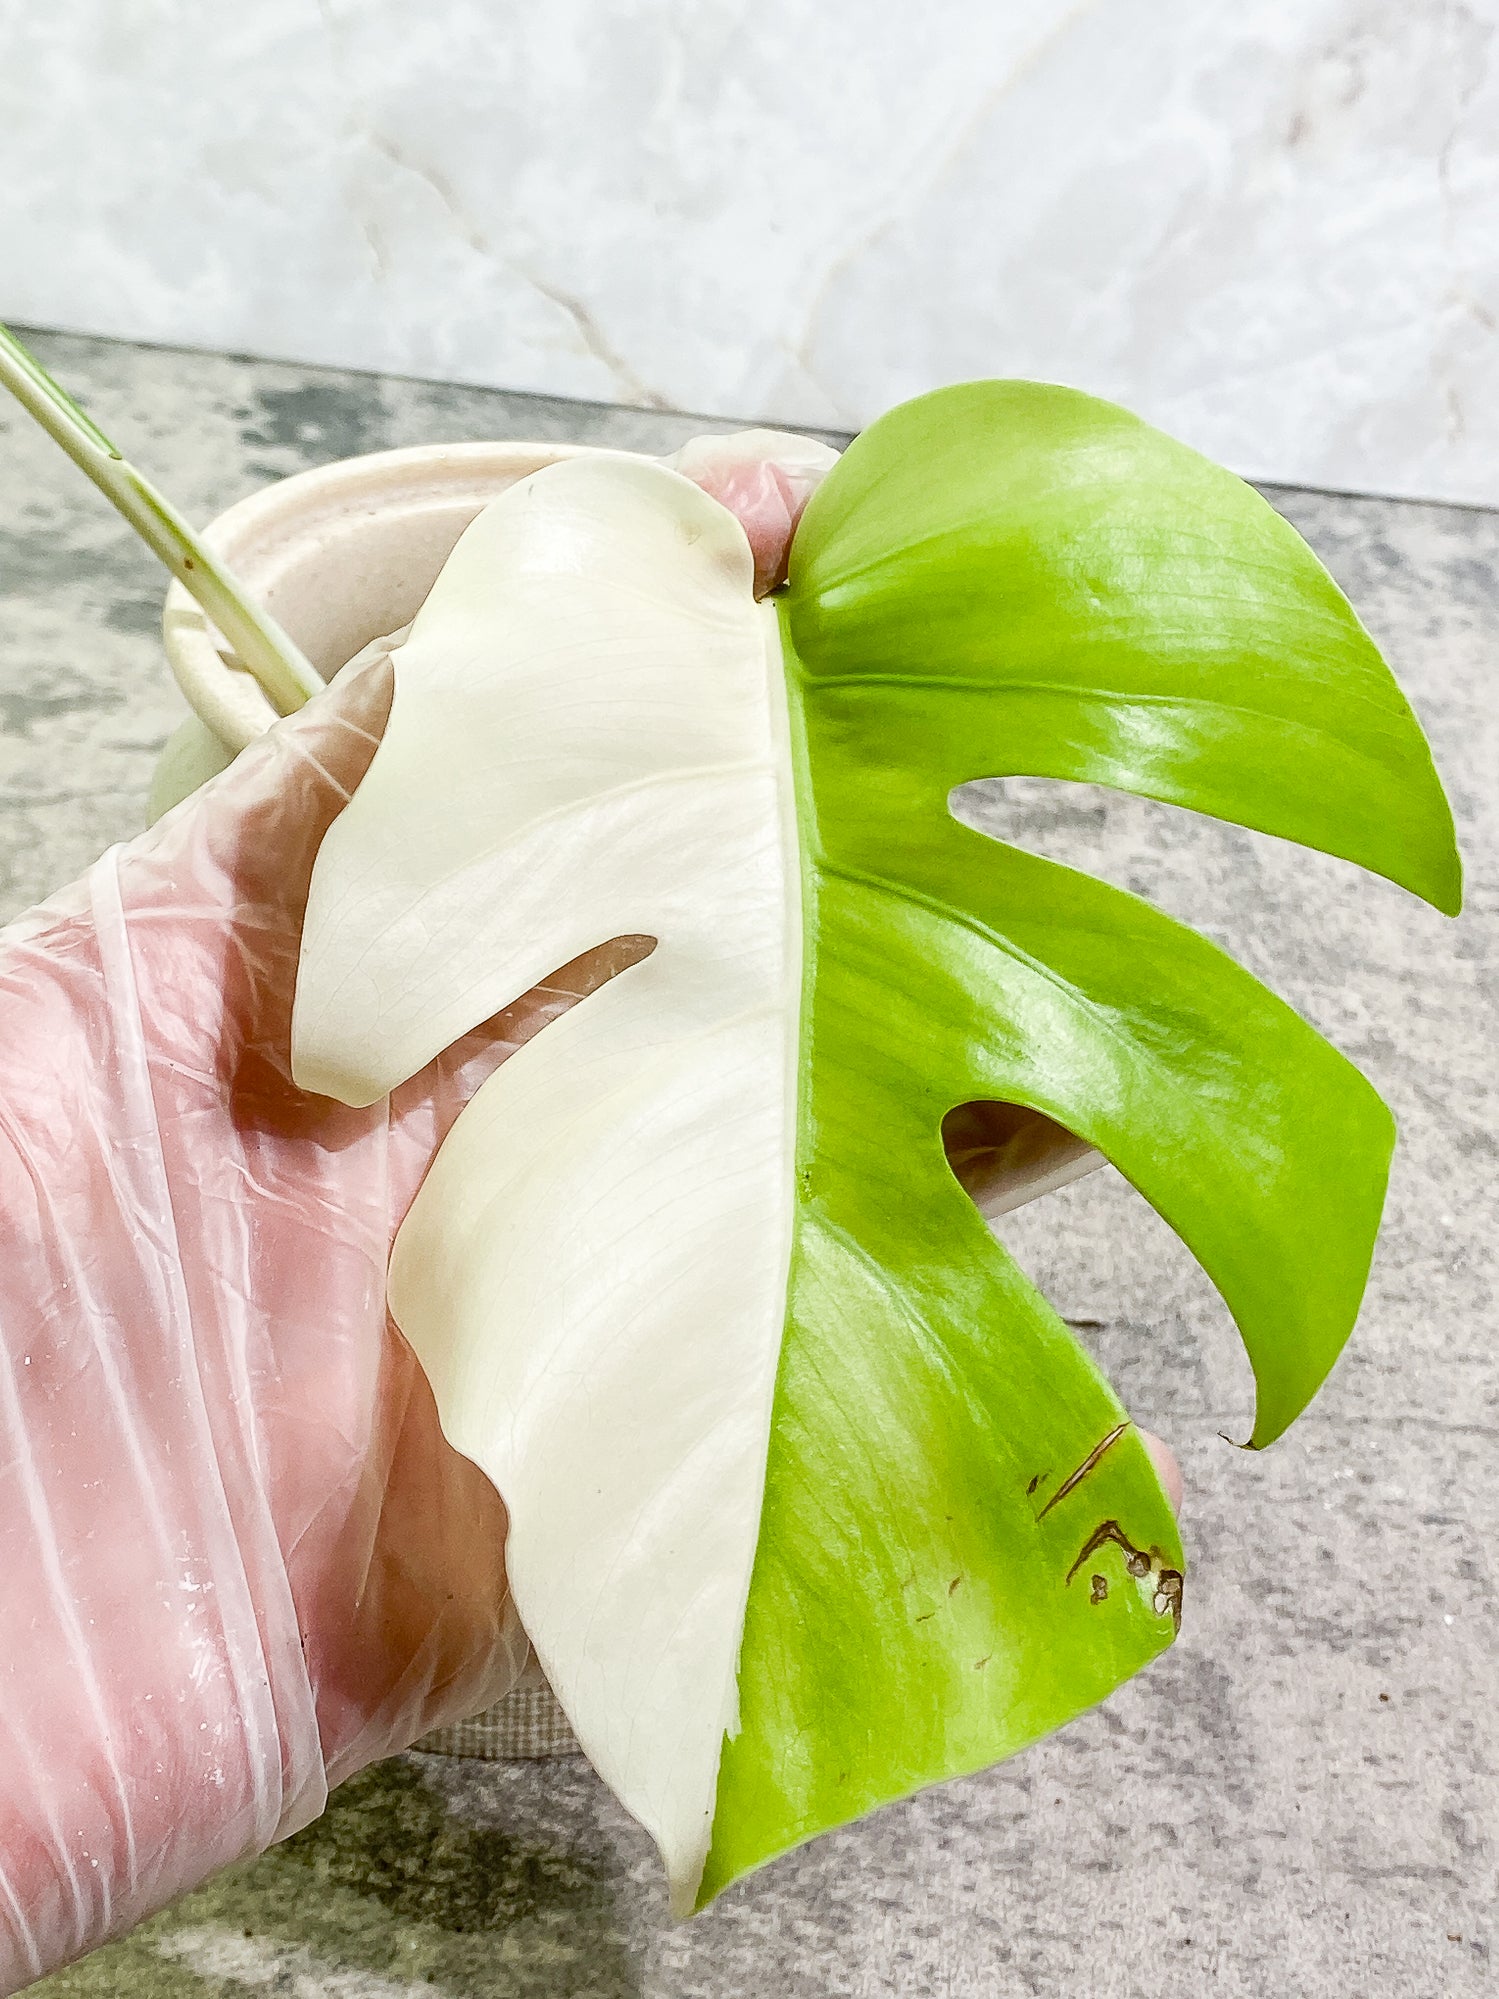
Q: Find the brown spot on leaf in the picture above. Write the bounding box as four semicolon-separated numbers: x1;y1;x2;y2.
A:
1066;1519;1183;1631
1036;1422;1129;1521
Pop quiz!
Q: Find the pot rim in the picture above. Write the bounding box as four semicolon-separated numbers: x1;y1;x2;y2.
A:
163;439;647;753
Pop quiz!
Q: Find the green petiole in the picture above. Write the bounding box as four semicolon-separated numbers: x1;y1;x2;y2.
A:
0;321;322;716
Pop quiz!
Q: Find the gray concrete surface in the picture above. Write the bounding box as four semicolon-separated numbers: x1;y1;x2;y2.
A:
0;329;1493;1998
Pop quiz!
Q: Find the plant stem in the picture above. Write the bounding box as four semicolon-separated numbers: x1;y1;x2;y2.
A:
0;322;323;715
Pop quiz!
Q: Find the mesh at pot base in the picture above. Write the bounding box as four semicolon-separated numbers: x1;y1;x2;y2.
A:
418;1684;581;1761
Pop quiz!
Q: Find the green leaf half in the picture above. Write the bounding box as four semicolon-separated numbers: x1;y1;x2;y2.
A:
707;383;1459;1891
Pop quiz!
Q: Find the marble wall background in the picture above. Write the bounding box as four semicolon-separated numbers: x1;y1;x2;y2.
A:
1;1;1496;502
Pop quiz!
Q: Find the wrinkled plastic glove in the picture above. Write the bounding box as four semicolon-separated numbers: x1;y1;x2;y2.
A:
0;434;1177;1992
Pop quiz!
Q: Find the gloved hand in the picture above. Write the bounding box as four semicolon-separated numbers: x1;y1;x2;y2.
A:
0;435;1179;1993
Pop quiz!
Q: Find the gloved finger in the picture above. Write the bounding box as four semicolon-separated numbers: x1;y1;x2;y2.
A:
667;428;840;595
1139;1429;1184;1515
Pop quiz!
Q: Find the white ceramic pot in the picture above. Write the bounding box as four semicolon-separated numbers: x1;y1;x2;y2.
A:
157;440;621;1760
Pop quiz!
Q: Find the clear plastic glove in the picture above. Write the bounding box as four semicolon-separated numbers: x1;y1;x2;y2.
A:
0;433;1177;1992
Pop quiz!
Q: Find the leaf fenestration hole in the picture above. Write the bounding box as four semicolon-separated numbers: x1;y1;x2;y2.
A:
494;934;658;1050
942;1100;1103;1222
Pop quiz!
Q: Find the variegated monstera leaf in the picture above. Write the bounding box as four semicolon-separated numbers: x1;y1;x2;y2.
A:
293;384;1459;1913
